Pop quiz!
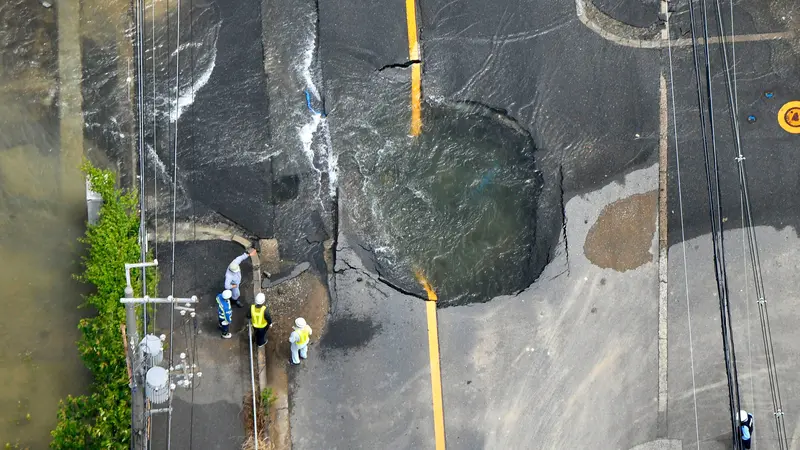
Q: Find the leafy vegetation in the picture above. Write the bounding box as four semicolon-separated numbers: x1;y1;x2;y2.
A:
51;162;156;449
260;387;277;414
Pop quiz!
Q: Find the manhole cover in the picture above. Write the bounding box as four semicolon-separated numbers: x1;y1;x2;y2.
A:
778;101;800;134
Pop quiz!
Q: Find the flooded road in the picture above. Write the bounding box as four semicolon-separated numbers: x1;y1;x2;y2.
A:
0;1;87;446
0;0;133;445
334;98;546;304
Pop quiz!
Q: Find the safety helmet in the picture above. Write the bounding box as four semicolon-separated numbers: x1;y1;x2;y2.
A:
294;317;307;329
739;410;749;422
229;262;240;273
255;293;266;305
222;290;232;300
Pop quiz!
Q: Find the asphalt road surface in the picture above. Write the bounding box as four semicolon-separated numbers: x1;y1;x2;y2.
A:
150;241;253;449
293;0;800;448
125;0;800;447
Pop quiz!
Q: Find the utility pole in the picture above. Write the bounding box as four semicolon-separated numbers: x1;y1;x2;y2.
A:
123;261;156;449
121;260;199;449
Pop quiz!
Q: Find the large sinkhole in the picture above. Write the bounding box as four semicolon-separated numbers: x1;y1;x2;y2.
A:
344;101;550;305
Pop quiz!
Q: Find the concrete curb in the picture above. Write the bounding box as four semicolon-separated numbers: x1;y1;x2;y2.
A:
575;0;662;48
149;220;257;244
228;235;271;439
229;235;293;449
154;223;288;446
629;439;682;450
657;72;669;438
229;236;267;386
576;0;793;48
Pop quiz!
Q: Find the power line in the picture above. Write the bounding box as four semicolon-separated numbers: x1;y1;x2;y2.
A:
131;0;199;448
664;13;701;449
151;0;160;341
167;0;183;444
709;0;789;446
133;0;150;447
187;0;197;444
136;0;149;346
686;0;744;445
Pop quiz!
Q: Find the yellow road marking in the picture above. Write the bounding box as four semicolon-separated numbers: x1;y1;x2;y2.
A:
416;271;446;450
405;0;422;136
426;301;446;450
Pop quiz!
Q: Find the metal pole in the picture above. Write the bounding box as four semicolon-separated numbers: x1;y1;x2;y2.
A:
124;285;141;450
125;286;135;450
125;287;140;367
122;260;203;450
125;260;158;289
123;261;156;450
121;295;197;304
248;323;258;450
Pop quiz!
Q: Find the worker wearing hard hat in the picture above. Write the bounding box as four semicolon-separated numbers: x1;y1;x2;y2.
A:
216;289;234;339
739;410;754;449
289;317;312;366
246;292;273;347
224;248;258;308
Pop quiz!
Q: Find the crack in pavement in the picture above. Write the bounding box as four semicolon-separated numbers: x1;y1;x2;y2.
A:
558;164;571;276
215;209;262;239
376;274;428;301
376;59;422;71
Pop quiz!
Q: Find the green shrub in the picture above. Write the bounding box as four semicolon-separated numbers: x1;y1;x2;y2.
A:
260;387;277;413
51;162;157;449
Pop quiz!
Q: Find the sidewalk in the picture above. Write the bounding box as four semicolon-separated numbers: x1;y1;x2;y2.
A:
290;164;675;449
667;226;800;448
150;240;253;449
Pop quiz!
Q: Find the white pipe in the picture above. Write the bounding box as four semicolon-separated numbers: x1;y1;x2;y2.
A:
124;260;159;288
248;323;259;450
120;295;198;304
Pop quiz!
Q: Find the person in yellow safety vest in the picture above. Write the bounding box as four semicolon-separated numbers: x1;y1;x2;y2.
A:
246;292;273;347
289;317;312;366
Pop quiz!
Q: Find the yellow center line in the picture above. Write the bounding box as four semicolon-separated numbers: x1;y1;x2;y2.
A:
416;271;446;450
405;0;422;136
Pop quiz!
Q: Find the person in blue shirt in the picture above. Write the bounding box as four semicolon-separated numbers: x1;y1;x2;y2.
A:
224;248;258;308
739;409;754;449
216;289;234;339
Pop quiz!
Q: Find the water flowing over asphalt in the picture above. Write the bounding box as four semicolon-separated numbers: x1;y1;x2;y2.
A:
336;98;546;304
0;0;89;446
134;0;561;305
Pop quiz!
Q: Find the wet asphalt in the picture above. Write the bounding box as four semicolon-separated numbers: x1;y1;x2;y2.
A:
296;0;800;448
150;240;255;449
664;0;800;448
103;0;800;446
294;0;665;447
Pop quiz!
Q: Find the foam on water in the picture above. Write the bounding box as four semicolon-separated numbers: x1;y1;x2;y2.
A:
322;120;338;198
296;26;338;199
145;142;169;179
299;112;322;171
168;23;220;123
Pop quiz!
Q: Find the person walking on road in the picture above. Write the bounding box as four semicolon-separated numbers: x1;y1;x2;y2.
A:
225;248;258;308
740;409;754;449
216;289;233;339
247;292;273;347
289;317;312;366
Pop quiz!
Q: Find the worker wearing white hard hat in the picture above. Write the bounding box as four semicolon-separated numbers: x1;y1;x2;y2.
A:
739;409;754;449
289;317;313;365
224;248;258;308
246;292;273;347
215;290;234;339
